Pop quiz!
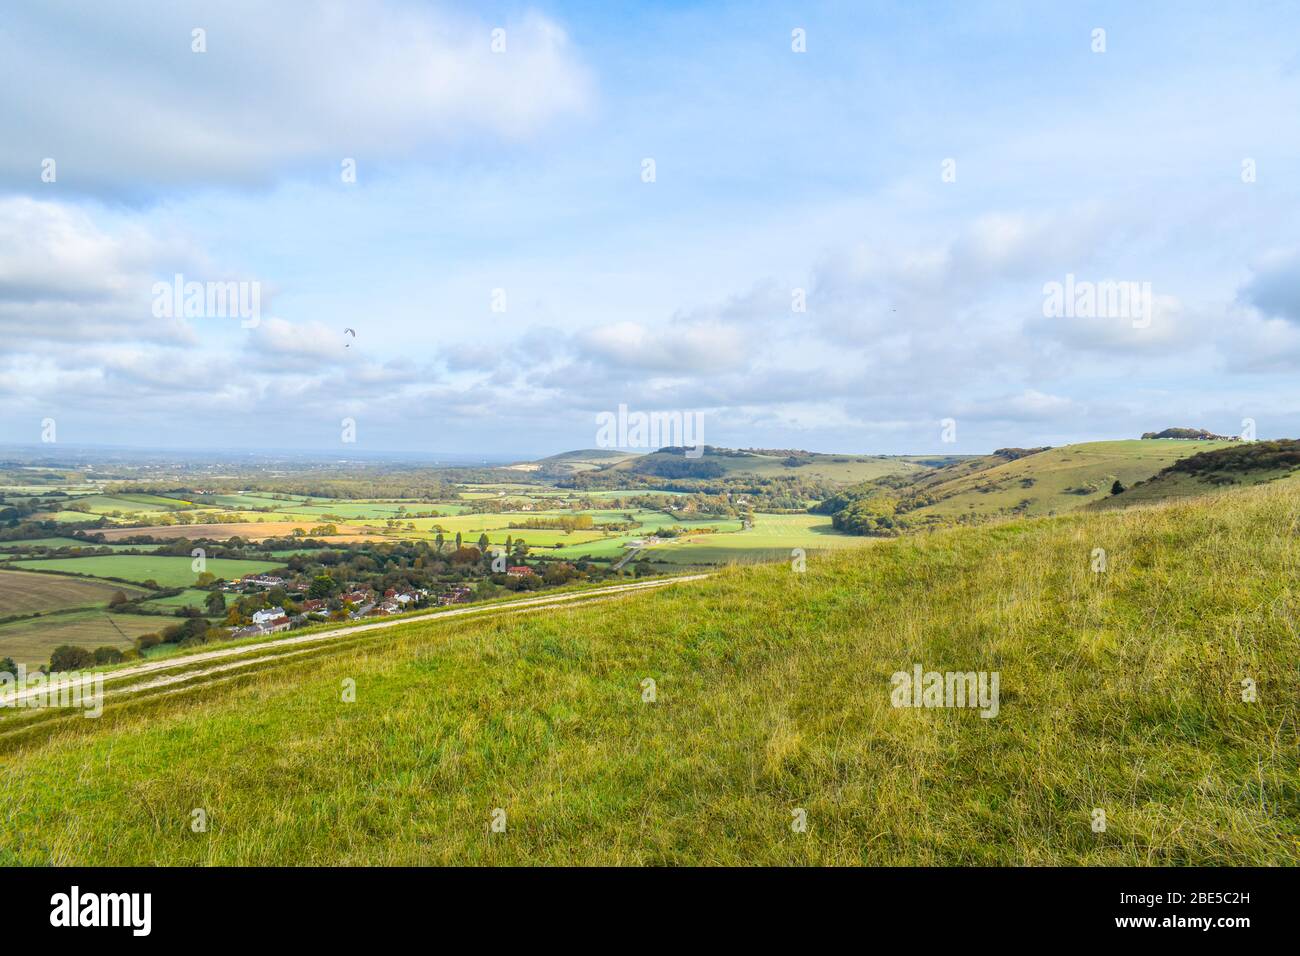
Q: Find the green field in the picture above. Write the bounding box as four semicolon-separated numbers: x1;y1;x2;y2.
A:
7;556;283;588
0;538;158;553
654;513;876;564
2;478;1294;864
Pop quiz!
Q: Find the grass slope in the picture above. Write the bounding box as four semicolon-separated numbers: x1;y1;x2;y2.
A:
900;439;1234;519
1;481;1296;864
1092;439;1300;511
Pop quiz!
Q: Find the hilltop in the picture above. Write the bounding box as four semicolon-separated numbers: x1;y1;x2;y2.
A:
1;477;1295;864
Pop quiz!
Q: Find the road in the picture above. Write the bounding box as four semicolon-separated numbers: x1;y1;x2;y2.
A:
0;573;710;710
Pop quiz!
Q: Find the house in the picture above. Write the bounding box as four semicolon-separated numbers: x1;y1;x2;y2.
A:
506;566;535;578
252;607;285;625
340;590;371;605
232;615;291;638
301;599;326;612
436;584;473;606
241;574;285;588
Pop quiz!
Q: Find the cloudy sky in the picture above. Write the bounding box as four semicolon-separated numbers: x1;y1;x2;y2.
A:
2;0;1299;457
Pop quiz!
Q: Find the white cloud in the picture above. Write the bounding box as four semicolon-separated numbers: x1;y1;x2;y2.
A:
0;1;592;195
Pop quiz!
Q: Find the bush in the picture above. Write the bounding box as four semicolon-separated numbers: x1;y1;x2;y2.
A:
136;633;161;651
93;646;126;665
49;645;95;672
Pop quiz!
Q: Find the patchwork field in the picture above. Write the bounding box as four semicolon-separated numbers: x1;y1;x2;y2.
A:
0;569;146;617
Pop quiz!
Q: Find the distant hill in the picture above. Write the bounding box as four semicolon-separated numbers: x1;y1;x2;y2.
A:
521;449;642;475
601;446;929;484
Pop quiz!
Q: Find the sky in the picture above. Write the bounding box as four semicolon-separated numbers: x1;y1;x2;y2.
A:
2;0;1299;458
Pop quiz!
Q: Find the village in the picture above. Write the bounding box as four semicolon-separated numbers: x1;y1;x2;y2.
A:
221;565;539;639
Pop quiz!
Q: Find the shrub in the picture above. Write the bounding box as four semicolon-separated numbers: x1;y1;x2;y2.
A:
93;646;126;665
49;645;95;672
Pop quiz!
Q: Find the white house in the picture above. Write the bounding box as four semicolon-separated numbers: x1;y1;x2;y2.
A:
253;607;286;625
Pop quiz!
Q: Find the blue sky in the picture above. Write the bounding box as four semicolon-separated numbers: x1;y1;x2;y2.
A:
2;0;1298;457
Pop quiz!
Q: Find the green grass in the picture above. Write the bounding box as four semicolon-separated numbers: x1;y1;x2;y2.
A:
0;479;1295;864
6;555;282;588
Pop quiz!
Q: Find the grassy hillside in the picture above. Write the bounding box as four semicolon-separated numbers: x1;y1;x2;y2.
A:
825;440;1236;536
906;440;1234;518
1;480;1296;864
1092;439;1300;510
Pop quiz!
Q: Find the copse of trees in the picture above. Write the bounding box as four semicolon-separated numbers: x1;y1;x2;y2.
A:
1141;427;1233;441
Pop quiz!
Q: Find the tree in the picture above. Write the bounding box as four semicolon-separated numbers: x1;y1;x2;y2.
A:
205;591;227;615
455;532;463;551
108;590;129;607
195;571;216;587
1110;480;1126;496
50;645;95;672
477;532;490;553
0;657;17;677
309;573;338;599
435;532;445;552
